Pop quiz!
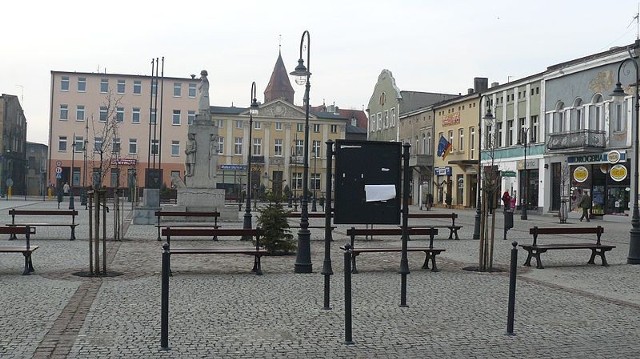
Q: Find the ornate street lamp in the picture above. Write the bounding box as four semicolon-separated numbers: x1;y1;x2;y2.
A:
474;96;494;239
611;55;640;264
69;134;76;210
290;30;313;273
243;82;260;239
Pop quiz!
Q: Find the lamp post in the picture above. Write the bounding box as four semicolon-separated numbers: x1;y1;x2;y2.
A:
243;82;259;238
290;30;313;273
474;95;495;239
312;148;317;212
69;135;76;210
611;55;640;264
518;128;529;220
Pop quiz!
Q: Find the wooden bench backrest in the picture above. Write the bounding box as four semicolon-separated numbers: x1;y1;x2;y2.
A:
286;212;333;218
0;225;36;235
529;226;604;246
9;209;78;216
161;228;260;237
155;211;220;218
406;213;457;219
347;226;438;249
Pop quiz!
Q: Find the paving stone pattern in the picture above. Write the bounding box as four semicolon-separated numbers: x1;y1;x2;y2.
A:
1;198;640;358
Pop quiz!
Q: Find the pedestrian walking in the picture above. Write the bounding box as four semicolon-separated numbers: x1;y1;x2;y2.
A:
502;191;511;210
579;191;591;222
63;182;70;196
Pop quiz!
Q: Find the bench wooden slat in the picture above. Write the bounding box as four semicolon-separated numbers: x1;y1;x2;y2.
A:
0;246;40;253
171;248;268;255
161;228;261;237
155;211;220;217
529;227;603;235
9;210;77;215
0;224;37;275
0;226;36;235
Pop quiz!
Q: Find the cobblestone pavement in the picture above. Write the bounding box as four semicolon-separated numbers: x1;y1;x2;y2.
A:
1;198;640;358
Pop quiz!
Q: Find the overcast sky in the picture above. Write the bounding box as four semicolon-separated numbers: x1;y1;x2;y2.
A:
3;0;640;144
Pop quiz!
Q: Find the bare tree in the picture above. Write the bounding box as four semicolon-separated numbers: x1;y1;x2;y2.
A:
478;125;501;272
89;92;123;188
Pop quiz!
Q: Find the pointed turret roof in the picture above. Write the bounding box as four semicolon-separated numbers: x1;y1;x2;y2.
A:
264;50;295;104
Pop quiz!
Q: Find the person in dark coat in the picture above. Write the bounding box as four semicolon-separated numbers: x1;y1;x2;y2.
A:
502;191;511;210
579;191;591;222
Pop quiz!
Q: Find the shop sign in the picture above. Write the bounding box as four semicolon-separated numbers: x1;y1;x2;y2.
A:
442;112;460;127
220;164;247;171
610;164;628;182
573;166;589;183
607;150;621;164
501;170;516;177
434;166;452;176
516;159;539;170
568;151;626;164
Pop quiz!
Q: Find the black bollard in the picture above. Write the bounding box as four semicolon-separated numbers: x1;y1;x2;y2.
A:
161;243;170;350
507;241;518;336
342;243;354;345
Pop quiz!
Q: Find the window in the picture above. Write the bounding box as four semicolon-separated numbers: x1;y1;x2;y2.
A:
171;141;180;156
458;128;464;151
531;116;539;143
377;113;382;130
426;131;432;155
296;123;304;132
217;137;224;154
74;136;84;152
390;108;396;126
76;105;85;121
99;106;108;122
470;127;475;159
234;137;243;155
383;110;389;128
448;131;454;150
77;77;86;92
116;107;124;122
292;172;302;191
612;100;627;132
173;82;181;97
254;121;261;130
132;108;141;123
497;122;503;147
236;120;243;129
275;122;282;130
151;79;157;95
100;78;108;93
117;79;125;94
129;139;137;154
330;124;338;133
150;110;157;124
60;104;68;120
151;140;159;155
589;95;603;131
188;83;196;98
311;173;320;191
94;137;103;153
58;136;67;151
295;140;304;157
172;110;181;125
112;138;121;154
133;80;142;94
252;138;262;156
517;118;525;143
370;116;376;132
313;123;320;133
312;140;321;157
571;98;584;131
188;110;195;125
507;119;514;146
274;139;283;156
216;119;224;128
61;76;70;91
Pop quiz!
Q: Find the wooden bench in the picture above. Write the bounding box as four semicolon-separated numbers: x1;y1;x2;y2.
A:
161;228;268;275
286;212;336;231
0;226;38;275
347;227;444;273
406;212;462;240
520;226;615;269
7;209;78;241
155;210;220;241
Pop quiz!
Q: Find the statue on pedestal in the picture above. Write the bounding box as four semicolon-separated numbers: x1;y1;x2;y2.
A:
198;70;210;115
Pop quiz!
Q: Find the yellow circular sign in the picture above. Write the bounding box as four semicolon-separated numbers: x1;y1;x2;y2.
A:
573;166;588;183
608;150;621;164
610;164;628;182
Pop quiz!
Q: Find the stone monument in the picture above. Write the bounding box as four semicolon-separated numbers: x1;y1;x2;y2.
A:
172;70;235;220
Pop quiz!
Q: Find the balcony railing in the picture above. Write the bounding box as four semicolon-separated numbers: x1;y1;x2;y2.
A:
546;129;606;153
409;154;433;167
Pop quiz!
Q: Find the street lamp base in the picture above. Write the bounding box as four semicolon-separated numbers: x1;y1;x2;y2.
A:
628;226;640;264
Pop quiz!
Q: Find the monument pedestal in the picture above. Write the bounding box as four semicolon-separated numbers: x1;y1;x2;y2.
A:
132;188;161;224
173;187;238;221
